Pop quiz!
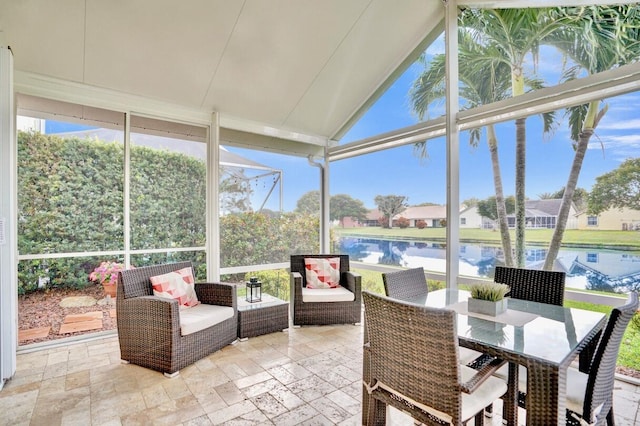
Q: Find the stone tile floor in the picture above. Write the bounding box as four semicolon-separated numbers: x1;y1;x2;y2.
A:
1;323;640;425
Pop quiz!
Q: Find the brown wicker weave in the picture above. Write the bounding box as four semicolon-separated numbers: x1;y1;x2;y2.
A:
290;254;362;326
494;266;566;306
567;292;638;426
490;266;566;422
382;267;429;302
116;262;237;376
361;291;507;426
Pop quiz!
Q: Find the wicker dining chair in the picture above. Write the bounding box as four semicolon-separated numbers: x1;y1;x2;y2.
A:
382;267;430;301
494;266;566;306
382;267;483;366
489;266;567;420
567;292;638;425
362;291;507;426
116;262;238;376
290;254;362;326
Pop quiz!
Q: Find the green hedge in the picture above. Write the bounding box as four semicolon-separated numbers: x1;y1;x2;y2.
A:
17;130;319;294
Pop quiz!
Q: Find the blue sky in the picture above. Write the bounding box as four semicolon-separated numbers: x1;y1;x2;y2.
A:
231;40;640;212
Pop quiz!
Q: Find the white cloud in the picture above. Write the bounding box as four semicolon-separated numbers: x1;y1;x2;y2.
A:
597;118;640;131
588;134;640;160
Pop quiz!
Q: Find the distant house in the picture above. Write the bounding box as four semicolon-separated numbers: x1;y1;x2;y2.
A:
575;207;640;231
506;199;577;229
393;205;446;228
459;206;493;229
361;209;382;227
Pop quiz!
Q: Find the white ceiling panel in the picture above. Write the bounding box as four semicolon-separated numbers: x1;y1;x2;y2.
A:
1;0;444;144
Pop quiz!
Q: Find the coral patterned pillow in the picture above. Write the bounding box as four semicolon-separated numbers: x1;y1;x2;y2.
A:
304;257;341;289
150;267;200;308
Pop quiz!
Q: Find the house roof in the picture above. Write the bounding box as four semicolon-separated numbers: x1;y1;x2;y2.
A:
395;205;446;220
1;1;443;147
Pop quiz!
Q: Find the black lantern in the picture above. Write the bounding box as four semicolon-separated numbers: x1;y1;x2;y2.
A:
246;276;262;303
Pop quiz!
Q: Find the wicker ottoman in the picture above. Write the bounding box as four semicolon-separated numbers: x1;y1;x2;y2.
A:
237;294;289;340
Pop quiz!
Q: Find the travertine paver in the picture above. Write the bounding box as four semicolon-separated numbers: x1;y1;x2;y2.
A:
3;325;640;425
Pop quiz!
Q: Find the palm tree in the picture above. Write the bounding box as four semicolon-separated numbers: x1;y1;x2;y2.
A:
411;17;556;267
411;33;515;265
543;5;640;271
460;8;564;267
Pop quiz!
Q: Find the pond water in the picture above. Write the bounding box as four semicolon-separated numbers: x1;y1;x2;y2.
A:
337;237;640;294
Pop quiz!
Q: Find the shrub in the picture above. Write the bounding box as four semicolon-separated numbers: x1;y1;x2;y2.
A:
416;219;426;229
396;217;410;228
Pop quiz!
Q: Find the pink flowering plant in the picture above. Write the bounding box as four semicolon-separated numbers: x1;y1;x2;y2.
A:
89;261;125;286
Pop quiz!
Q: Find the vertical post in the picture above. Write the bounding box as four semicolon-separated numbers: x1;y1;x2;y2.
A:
444;0;460;291
321;146;330;253
0;40;17;388
123;112;131;267
207;112;220;282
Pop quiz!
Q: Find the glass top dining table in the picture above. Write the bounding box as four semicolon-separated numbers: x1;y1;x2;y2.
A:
417;289;607;426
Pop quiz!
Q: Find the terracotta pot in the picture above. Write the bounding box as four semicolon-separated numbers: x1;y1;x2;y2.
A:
102;283;117;298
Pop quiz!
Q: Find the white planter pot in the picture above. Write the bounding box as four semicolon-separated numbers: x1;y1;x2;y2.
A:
467;297;508;316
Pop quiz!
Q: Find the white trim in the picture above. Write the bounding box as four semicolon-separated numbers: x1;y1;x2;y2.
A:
445;0;460;291
0;45;17;388
208;113;220;282
328;62;640;161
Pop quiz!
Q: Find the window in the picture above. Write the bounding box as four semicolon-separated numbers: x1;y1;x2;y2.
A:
587;253;599;263
587;216;598;226
461;218;467;225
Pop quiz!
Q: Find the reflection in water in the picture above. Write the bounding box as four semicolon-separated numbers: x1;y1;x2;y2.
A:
337;237;640;294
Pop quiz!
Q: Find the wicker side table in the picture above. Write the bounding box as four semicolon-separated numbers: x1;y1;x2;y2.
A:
237;294;289;340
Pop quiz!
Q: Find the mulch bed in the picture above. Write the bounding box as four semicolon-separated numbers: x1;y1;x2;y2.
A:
18;285;117;345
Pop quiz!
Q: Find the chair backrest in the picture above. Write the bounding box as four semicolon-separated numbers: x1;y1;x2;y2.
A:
290;254;350;287
117;261;193;299
363;291;462;424
583;292;639;424
382;267;428;302
494;266;565;306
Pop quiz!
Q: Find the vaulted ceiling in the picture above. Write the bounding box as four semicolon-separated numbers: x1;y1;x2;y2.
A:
0;0;444;145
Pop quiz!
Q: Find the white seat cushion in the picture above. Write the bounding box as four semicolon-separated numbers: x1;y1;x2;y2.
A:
179;303;234;336
302;285;355;302
460;365;508;421
459;347;485;366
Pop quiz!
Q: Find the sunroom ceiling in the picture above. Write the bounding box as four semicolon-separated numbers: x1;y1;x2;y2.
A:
0;0;443;147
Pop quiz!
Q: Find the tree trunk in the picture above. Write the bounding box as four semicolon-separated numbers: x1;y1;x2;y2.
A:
515;117;527;267
543;128;593;271
487;125;514;266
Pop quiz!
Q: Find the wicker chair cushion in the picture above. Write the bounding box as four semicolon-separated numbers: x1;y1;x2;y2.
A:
302;286;355;302
304;257;340;288
150;267;200;308
180;304;235;336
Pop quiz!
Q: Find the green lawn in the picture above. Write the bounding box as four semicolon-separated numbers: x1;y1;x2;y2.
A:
354;267;640;373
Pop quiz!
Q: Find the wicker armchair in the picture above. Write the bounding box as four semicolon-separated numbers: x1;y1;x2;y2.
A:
290;254;361;326
494;266;566;306
116;262;237;376
362;291;507;426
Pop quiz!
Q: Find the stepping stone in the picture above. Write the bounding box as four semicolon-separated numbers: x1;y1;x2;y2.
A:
63;311;102;323
58;320;103;334
18;326;51;342
59;296;97;308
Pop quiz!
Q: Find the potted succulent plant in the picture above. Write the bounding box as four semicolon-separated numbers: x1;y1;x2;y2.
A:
467;282;510;316
89;261;126;298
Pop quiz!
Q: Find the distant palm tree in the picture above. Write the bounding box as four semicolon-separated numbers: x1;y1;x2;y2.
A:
543;5;640;271
411;32;516;265
455;8;562;267
411;12;557;266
